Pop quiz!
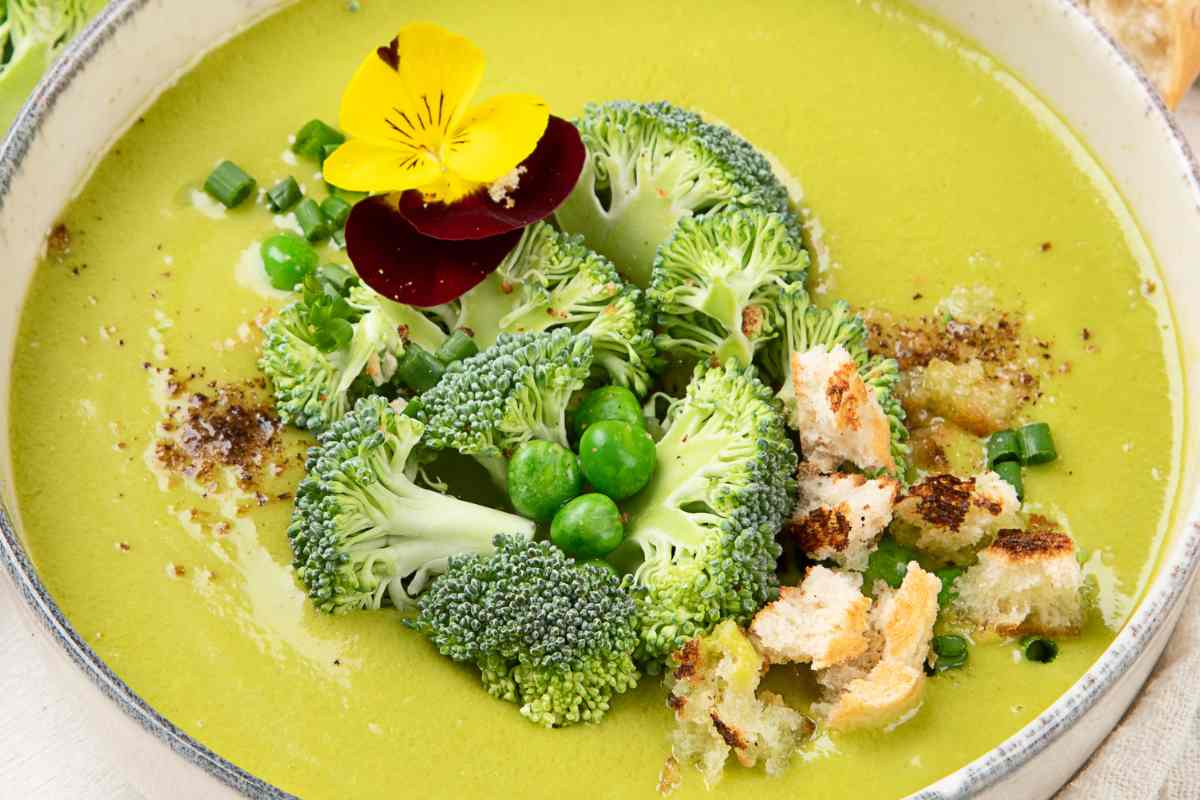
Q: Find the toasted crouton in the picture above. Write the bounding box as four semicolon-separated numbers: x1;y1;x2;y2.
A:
667;621;811;788
1085;0;1200;109
790;465;899;570
791;346;896;473
892;472;1021;561
749;566;871;669
815;563;940;731
954;527;1085;636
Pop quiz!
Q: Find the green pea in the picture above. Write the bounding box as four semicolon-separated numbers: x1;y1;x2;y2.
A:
261;233;318;291
551;493;625;560
506;440;582;522
572;386;644;440
578;420;656;500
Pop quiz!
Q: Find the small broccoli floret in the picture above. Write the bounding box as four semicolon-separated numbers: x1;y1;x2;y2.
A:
578;285;660;396
444;222;657;395
555;100;795;288
260;282;446;432
621;360;797;666
411;534;640;727
288;397;535;614
650;206;808;367
415;329;593;487
762;283;910;476
0;0;104;130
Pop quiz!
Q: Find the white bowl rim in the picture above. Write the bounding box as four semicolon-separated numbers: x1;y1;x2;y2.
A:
0;1;1197;798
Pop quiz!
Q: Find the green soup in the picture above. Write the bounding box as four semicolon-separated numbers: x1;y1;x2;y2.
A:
7;1;1183;798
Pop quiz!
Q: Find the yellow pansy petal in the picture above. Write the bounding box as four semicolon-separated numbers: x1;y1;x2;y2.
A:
417;173;487;205
338;23;484;149
443;93;549;183
395;23;486;135
323;138;442;193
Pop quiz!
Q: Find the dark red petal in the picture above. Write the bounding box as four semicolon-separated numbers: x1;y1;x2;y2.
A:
397;115;586;241
345;195;522;307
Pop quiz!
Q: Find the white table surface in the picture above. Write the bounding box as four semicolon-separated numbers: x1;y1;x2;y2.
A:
3;88;1199;800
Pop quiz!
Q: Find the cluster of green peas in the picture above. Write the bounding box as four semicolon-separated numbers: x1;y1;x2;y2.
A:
506;386;656;567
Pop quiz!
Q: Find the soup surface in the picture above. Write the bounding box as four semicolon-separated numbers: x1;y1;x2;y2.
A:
7;0;1183;797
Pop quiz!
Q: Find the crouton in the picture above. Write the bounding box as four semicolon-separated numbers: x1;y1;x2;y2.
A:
892;471;1021;561
954;526;1085;636
791;345;896;473
749;566;871;669
902;358;1023;436
1085;0;1200;109
666;621;811;788
790;464;899;570
815;563;940;731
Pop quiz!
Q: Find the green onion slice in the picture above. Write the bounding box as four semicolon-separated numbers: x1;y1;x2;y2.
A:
203;160;256;208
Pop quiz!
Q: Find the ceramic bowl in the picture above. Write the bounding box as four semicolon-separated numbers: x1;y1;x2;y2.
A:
1;1;1197;798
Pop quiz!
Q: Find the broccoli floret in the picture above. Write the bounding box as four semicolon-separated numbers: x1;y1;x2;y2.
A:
650;206;808;367
442;222;657;395
621;360;797;666
0;0;104;130
288;397;535;613
555;100;795;288
762;282;910;476
411;534;640;727
415;329;593;488
260;282;447;432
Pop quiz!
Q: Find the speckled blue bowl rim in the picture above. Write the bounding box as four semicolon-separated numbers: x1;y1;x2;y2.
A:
0;1;1197;799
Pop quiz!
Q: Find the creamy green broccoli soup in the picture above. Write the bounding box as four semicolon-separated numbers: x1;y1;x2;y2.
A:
7;0;1183;798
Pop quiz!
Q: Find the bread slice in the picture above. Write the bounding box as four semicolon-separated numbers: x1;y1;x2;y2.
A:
815;563;941;731
1086;0;1200;109
789;465;899;570
892;471;1021;561
790;345;896;474
749;566;872;669
954;526;1085;636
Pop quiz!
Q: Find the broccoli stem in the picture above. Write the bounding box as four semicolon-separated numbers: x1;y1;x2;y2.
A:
474;453;510;492
456;272;520;349
555;158;687;289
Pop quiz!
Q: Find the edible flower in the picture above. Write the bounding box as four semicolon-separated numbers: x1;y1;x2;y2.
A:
325;23;548;204
331;23;585;306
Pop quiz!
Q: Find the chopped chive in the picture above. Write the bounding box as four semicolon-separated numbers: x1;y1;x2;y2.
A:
294;197;331;242
1021;636;1058;663
321;142;341;164
316;263;357;296
986;429;1022;467
934;567;964;609
331;228;346;249
994;459;1024;501
396;345;446;392
293;119;345;161
929;634;969;674
1018;422;1057;465
266;176;302;212
862;536;919;593
320;195;353;228
203;160;256;208
435;330;479;364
